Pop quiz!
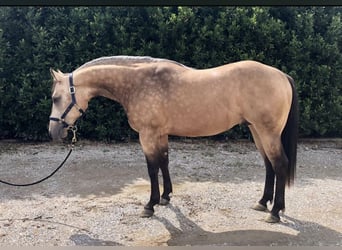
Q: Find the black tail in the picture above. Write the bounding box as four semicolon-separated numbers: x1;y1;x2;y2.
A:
282;75;299;186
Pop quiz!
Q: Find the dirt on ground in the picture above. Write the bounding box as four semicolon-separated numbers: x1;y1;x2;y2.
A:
0;139;341;246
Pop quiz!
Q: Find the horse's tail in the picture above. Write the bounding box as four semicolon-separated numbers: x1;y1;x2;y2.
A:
282;75;299;187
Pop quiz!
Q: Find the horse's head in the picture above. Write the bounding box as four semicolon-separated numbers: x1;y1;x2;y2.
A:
48;69;86;142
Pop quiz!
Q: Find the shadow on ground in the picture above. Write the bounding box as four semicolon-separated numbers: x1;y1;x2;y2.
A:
69;234;122;246
155;205;342;246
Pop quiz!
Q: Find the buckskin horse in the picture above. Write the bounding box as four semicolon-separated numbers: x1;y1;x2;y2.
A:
49;56;298;223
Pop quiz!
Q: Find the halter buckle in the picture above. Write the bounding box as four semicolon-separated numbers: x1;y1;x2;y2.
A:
70;86;75;94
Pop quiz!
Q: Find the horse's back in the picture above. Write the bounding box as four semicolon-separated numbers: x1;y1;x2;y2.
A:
164;60;293;136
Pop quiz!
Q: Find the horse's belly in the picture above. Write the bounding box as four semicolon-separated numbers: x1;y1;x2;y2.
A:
168;111;240;137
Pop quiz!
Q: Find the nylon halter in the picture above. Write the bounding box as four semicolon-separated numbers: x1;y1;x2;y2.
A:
49;73;85;128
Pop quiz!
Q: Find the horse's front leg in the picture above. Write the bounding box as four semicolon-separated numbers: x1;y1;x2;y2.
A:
160;161;172;205
159;135;172;206
139;132;171;217
141;154;161;217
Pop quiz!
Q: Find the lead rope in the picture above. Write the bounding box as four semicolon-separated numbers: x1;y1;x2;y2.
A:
0;127;78;187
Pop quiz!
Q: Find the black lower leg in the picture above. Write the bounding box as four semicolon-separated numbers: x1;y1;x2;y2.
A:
142;157;160;217
267;154;288;222
271;174;286;219
160;150;172;204
259;158;275;207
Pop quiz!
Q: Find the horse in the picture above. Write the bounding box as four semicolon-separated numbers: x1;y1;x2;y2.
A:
49;56;298;223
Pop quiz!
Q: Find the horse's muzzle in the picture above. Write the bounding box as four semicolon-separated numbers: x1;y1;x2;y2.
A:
49;123;68;142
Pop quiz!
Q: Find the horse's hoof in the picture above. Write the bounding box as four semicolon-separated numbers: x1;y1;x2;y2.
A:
140;208;154;218
265;214;280;223
252;202;268;212
159;197;170;206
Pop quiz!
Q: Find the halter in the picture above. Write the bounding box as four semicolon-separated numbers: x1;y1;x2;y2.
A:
49;73;85;128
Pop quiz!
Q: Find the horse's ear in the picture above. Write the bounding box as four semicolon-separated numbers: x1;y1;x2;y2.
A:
50;68;63;81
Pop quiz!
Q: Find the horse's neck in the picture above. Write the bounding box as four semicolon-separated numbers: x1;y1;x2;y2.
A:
76;66;135;107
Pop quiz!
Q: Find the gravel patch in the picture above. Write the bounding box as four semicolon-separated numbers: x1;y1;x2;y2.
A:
0;139;341;246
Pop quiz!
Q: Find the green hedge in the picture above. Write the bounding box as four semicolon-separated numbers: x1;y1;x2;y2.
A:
0;7;341;141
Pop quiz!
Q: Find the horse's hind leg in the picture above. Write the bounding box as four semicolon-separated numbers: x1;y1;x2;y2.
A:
255;158;275;212
251;126;288;223
259;134;288;223
249;125;275;212
139;131;172;217
267;146;288;223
